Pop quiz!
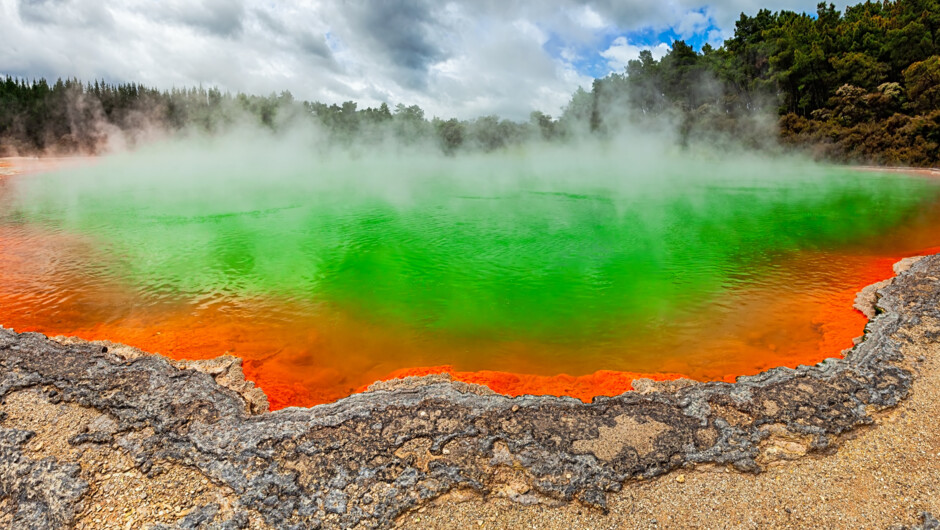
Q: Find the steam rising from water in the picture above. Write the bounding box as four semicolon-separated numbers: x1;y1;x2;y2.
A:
5;129;937;345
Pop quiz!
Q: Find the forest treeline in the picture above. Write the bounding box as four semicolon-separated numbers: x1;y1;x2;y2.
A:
595;0;940;166
0;77;551;156
1;0;938;165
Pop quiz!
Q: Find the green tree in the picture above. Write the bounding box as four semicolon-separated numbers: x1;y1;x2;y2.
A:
434;117;464;154
904;55;940;112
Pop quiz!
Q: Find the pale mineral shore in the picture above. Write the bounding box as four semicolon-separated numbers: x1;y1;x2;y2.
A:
0;256;939;529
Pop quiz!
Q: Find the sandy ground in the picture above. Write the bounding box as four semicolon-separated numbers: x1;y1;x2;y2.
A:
407;352;939;528
854;165;940;180
0;156;94;178
1;388;263;529
406;321;940;529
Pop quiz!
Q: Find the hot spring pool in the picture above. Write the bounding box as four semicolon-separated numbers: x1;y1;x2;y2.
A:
1;142;939;409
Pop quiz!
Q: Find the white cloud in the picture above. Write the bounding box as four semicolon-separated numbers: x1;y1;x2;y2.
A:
424;12;593;119
574;5;606;30
600;37;670;73
675;10;712;39
0;0;856;120
512;19;549;46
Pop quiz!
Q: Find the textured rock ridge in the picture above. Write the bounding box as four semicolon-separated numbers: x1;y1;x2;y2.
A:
1;255;938;528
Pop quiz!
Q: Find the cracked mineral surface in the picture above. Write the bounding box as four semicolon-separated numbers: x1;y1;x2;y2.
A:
1;255;939;528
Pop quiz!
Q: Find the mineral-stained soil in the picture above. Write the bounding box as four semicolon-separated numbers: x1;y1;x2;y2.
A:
1;256;939;529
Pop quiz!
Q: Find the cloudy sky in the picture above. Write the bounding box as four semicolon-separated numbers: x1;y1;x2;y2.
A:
1;0;850;119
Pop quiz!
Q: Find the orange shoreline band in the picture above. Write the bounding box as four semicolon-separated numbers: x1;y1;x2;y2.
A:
355;365;694;402
2;227;938;411
3;158;940;411
335;245;940;410
246;247;930;410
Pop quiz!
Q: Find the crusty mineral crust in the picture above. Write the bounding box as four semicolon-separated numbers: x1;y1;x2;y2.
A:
1;255;938;529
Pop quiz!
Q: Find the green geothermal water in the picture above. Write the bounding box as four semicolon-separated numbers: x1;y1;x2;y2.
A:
3;141;940;347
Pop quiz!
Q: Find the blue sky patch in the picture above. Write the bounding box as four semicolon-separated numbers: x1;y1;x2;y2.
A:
543;9;723;78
